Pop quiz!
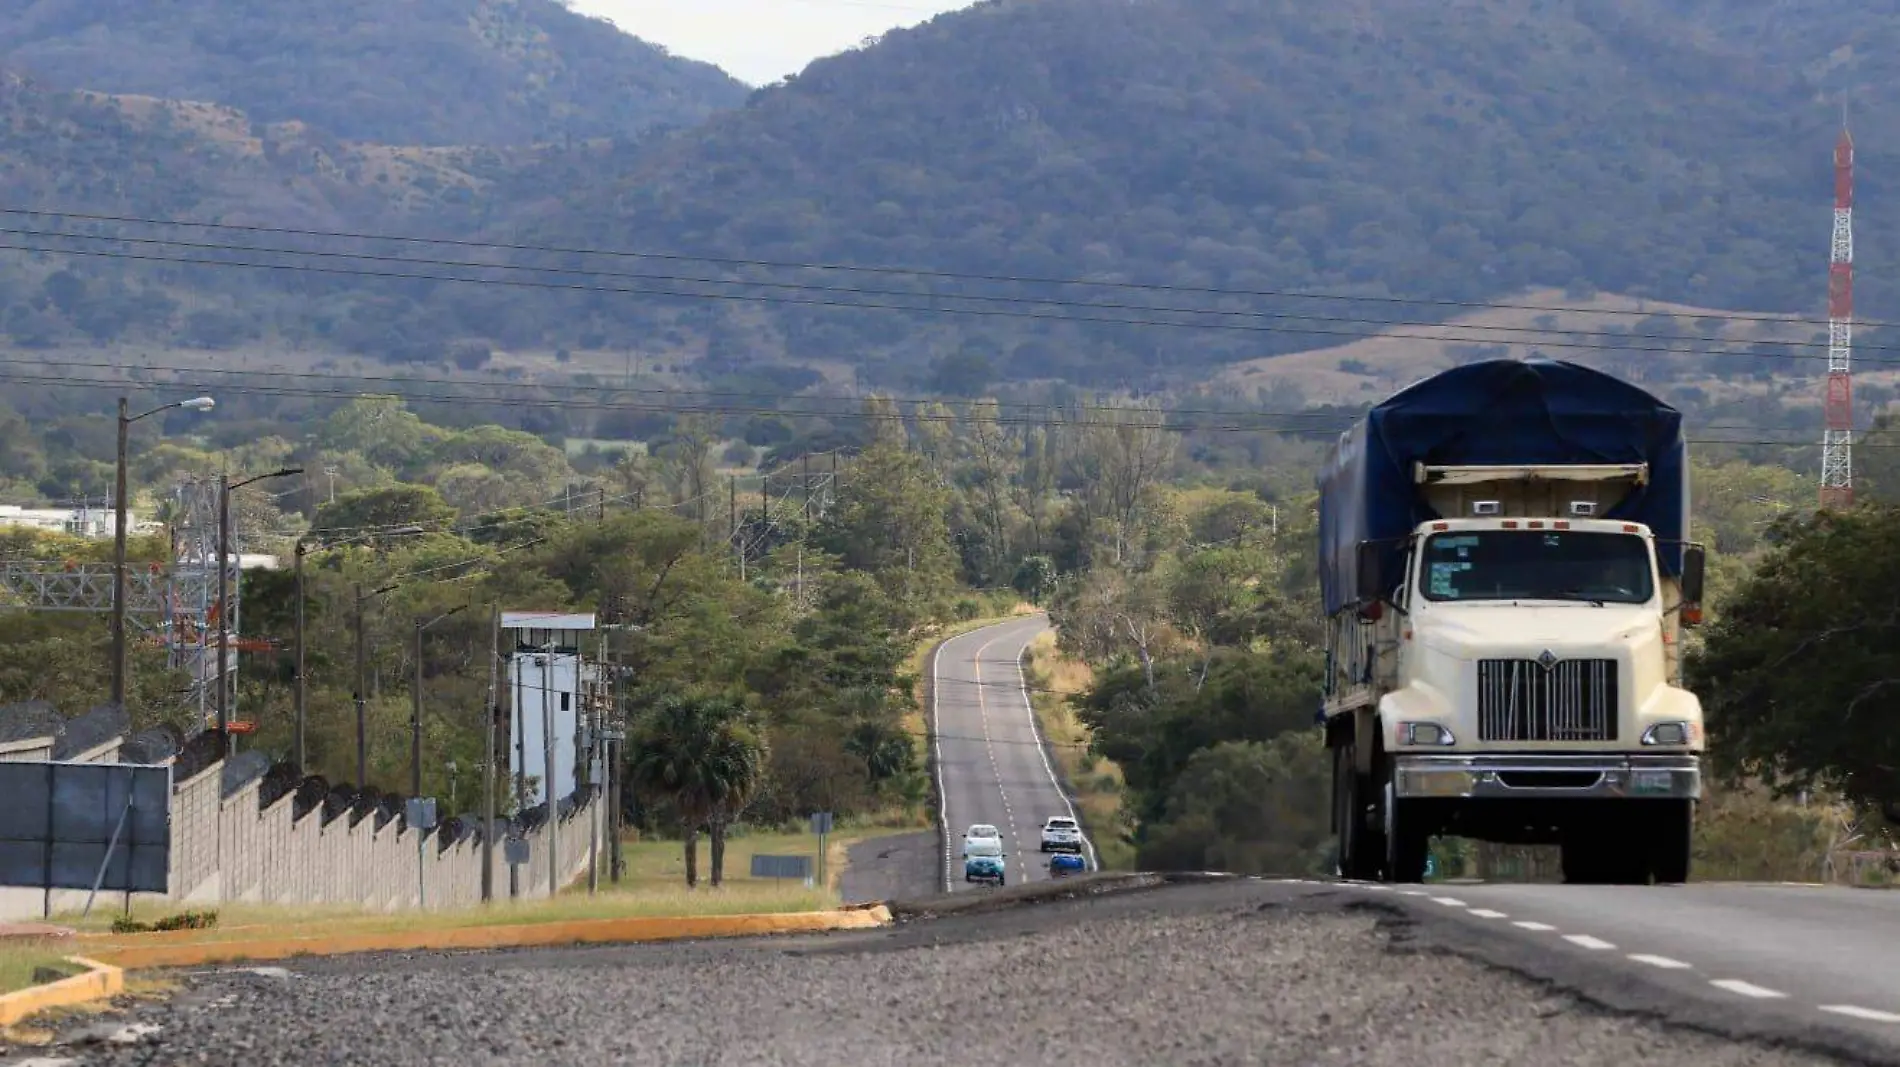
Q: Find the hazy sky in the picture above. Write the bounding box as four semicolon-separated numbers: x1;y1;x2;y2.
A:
571;0;975;86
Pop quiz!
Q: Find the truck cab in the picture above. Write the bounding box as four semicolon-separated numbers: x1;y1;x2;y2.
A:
1320;361;1708;886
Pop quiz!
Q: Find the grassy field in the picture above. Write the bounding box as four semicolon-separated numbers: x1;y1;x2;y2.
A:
0;944;78;995
610;828;871;895
1021;631;1135;870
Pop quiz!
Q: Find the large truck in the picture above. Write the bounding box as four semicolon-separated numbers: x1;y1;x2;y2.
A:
1318;358;1708;885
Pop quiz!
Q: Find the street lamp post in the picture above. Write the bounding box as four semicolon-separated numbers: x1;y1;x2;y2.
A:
111;396;214;709
216;467;301;754
353;580;400;786
294;526;425;774
413;605;469;796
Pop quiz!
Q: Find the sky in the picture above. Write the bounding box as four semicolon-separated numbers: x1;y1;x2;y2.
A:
570;0;976;86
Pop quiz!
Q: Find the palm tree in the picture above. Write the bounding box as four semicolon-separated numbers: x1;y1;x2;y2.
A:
627;695;765;888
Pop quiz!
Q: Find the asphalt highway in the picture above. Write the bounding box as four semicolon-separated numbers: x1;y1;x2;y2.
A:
29;878;1885;1066
929;614;1095;892
1334;877;1900;1056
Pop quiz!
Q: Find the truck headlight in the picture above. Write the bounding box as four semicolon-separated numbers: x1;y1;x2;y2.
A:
1641;721;1692;746
1396;722;1457;747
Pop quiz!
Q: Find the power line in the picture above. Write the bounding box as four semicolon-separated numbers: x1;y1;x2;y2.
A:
1;224;1876;355
9;238;1893;368
0;204;1879;332
2;365;1892;450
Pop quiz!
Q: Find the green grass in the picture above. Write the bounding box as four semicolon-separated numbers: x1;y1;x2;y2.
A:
606;828;864;893
0;945;78;995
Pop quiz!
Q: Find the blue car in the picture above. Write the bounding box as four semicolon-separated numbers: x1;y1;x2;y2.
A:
964;841;1006;885
1048;852;1086;877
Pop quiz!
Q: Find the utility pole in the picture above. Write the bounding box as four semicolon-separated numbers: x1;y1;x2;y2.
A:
608;639;623;884
542;647;558;897
597;486;606;523
729;475;738;571
482;605;499;903
110;397;130;710
293;540;308;770
588;632;603;894
354;583;369;786
802;454;812;523
412;619;425;797
216;472;231;750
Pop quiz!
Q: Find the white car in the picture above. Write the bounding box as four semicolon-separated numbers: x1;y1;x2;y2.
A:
1040;816;1083;853
962;823;1001;857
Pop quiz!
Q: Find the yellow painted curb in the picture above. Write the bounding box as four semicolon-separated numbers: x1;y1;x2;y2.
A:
0;956;124;1027
82;905;894;971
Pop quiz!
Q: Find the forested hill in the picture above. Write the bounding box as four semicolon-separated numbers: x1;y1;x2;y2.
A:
4;0;1900;389
0;0;748;145
501;0;1897;384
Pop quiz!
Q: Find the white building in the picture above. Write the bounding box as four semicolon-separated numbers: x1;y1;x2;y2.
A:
504;612;599;811
0;504;157;539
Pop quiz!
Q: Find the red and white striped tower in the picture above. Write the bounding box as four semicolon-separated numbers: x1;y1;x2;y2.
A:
1819;124;1855;510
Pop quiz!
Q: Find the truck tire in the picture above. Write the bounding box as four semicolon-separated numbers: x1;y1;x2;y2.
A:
1382;779;1430;883
1645;800;1693;885
1333;742;1383;880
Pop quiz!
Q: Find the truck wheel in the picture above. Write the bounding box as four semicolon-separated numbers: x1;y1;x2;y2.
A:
1333;743;1382;879
1383;779;1431;883
1646;800;1693;885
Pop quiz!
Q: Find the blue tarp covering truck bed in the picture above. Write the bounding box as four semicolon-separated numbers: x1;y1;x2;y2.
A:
1317;358;1688;616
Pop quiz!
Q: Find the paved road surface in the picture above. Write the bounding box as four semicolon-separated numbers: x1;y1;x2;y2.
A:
32;879;1874;1066
930;614;1093;892
1331;877;1900;1056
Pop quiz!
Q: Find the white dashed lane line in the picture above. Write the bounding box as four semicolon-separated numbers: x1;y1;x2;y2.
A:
1820;1005;1900;1024
1709;979;1789;1000
1628;954;1694;970
1332;882;1900;1029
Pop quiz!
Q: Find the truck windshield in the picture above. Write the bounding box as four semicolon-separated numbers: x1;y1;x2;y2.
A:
1418;530;1654;604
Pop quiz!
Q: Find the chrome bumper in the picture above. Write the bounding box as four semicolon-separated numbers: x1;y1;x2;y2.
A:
1392;753;1701;801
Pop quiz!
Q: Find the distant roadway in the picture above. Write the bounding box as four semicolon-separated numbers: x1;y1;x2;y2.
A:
929;613;1095;891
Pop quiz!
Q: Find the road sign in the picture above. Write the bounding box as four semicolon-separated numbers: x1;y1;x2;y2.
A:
505;836;530;866
750;854;812;880
405;797;438;831
809;811;833;835
0;761;171;895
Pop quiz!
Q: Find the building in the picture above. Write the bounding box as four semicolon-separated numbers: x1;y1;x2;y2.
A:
503;612;600;811
0;504;158;539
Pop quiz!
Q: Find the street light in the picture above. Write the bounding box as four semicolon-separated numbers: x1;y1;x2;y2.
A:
216;466;302;754
293;526;426;772
111;395;215;709
413;604;470;797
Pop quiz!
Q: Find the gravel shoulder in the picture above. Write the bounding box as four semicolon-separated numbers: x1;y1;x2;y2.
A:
23;880;1881;1066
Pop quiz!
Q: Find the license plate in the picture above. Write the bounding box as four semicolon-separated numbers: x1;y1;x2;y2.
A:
1631;770;1674;795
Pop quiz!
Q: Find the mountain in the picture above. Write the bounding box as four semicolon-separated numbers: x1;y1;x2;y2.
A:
495;0;1898;386
0;0;747;146
4;0;1899;392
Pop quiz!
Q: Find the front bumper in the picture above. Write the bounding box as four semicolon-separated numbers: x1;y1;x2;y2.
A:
1392;753;1701;801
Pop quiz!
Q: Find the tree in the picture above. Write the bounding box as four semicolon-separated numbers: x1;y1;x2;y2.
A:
312;485;456;542
1136;733;1331;876
626;695;764;888
815;441;957;618
1688;505;1900;818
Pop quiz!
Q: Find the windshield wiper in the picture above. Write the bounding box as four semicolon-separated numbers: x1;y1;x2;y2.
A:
1554;588;1606;607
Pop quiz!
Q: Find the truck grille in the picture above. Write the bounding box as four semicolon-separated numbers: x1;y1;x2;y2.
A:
1476;659;1618;742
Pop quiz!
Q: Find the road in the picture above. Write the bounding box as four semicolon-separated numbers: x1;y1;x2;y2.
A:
30;878;1882;1066
1335;877;1900;1056
929;613;1094;892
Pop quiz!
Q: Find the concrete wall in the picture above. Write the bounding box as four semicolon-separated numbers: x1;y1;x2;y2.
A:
0;737;599;921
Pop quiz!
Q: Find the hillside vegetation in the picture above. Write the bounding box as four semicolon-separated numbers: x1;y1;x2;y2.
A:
0;0;746;145
2;0;1899;394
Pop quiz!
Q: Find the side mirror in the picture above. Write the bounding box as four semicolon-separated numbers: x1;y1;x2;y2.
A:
1354;540;1388;605
1679;543;1706;626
